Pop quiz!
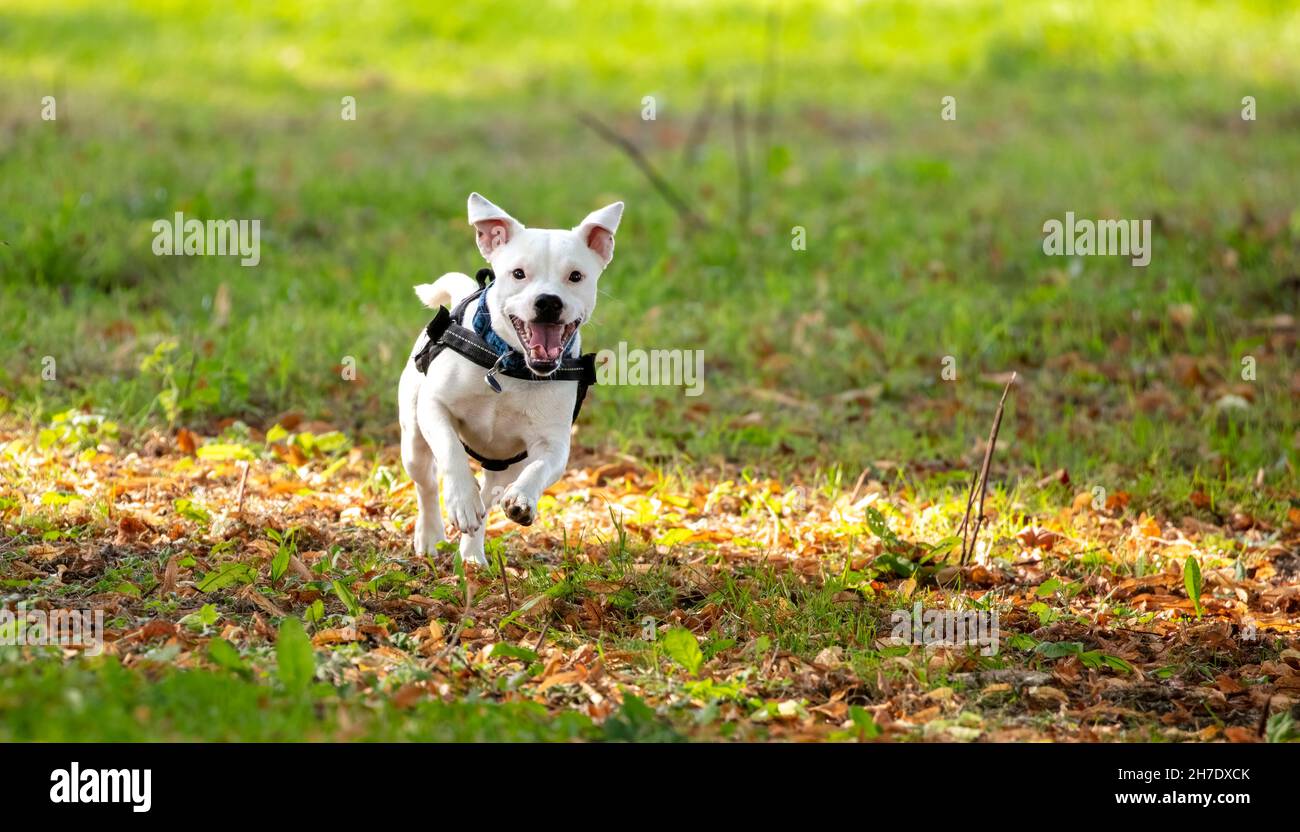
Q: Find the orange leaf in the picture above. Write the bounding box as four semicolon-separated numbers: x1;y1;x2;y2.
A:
175;428;198;455
537;671;582;692
1223;726;1258;743
1137;515;1162;539
1214;674;1245;694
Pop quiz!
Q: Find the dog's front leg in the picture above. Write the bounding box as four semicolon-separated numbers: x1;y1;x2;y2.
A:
417;401;485;539
457;467;516;567
500;434;569;527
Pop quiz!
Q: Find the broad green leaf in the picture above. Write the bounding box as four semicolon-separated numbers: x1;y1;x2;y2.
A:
270;528;294;584
927;535;963;561
702;637;736;660
864;506;900;547
304;598;325;624
1035;577;1062;597
1035;641;1083;659
332;579;362;617
271;547;289;583
1079;650;1104;669
1184;555;1203;618
313;431;350;454
112;581;141;597
1008;633;1038;651
1101;654;1134;674
849;705;881;739
179;603;219;631
488;643;538;662
196;563;256;592
276;617;315;693
173;498;210;523
662;627;703;676
207;638;248;675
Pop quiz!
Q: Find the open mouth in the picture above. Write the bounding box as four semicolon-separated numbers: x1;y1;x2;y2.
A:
508;315;580;373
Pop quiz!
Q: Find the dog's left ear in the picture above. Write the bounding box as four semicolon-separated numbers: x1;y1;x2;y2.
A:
574;202;623;266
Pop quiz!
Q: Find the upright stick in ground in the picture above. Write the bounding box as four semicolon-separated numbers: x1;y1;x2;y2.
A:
959;373;1017;565
498;552;514;613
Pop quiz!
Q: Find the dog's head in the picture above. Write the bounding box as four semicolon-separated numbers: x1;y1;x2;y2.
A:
468;192;623;376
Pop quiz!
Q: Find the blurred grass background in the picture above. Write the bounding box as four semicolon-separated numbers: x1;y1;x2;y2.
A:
1;0;1297;513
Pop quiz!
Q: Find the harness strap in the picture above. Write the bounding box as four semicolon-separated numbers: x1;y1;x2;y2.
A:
462;444;529;472
412;306;453;374
568;352;597;422
411;278;597;470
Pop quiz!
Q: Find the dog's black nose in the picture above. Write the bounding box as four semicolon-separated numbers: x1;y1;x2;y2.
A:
533;294;564;323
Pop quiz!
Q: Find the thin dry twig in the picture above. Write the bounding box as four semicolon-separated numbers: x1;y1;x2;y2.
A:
960;373;1017;565
498;553;514;613
846;466;871;506
435;619;467;665
957;463;980;551
234;460;250;516
534;617;551;654
574;109;708;230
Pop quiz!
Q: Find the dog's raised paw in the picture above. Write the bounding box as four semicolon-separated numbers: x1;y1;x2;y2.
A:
501;489;536;526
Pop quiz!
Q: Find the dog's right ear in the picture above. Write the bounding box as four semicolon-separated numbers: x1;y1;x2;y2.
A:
468;193;524;260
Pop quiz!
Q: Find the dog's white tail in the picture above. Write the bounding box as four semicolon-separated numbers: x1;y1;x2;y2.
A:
414;272;478;310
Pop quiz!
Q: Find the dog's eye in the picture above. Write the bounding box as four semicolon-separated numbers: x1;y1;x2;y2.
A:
568;271;583;283
511;268;526;280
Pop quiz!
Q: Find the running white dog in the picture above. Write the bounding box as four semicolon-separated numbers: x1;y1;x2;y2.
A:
398;193;623;565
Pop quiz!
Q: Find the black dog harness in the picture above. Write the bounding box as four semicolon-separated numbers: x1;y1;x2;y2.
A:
412;268;597;471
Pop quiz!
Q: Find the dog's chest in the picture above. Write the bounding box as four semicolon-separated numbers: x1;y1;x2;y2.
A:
433;356;576;454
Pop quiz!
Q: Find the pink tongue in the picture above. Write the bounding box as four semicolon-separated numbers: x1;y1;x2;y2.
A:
527;324;565;361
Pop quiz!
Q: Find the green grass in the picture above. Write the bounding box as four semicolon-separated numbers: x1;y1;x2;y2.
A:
3;0;1296;492
1;0;1298;741
0;654;677;741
